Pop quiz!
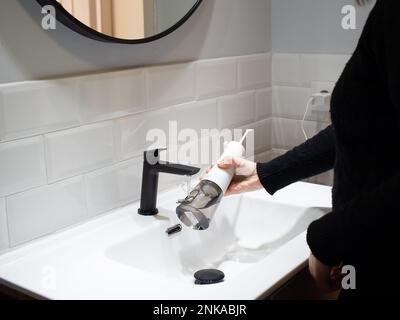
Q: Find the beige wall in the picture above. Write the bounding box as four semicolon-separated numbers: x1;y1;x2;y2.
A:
112;0;144;39
96;0;113;36
57;0;149;39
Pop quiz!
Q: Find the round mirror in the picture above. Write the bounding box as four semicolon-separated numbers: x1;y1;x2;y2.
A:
36;0;202;44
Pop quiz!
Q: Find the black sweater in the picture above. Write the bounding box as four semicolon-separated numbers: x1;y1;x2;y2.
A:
257;0;400;299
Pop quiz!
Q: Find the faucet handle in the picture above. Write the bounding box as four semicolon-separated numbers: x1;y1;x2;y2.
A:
144;148;167;164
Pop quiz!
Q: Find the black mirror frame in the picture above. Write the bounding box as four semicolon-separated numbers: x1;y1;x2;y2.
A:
36;0;203;44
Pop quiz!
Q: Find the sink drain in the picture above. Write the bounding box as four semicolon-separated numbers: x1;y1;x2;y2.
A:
194;269;225;285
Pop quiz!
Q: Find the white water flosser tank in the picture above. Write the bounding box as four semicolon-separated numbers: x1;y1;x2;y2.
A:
176;132;250;230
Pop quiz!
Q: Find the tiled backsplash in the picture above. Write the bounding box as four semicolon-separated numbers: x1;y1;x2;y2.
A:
0;52;349;252
272;54;350;87
0;54;272;251
270;53;351;185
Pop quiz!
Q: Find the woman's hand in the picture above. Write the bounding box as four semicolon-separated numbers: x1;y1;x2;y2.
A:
203;156;262;196
308;253;343;293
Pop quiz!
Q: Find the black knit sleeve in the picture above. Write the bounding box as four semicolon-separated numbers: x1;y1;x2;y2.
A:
306;0;400;267
256;125;335;195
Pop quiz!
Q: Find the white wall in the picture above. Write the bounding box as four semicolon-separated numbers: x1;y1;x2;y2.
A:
271;0;375;54
0;0;271;84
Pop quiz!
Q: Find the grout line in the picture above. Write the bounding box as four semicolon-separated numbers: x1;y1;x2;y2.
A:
0;114;326;200
81;174;91;220
0;109;146;144
0;82;273;145
4;197;11;249
112;119;121;163
3;154;144;200
236;56;241;91
234;56;239;94
0;52;351;89
110;120;118;166
42;134;51;185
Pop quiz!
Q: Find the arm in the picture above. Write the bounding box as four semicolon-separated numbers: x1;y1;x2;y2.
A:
257;125;336;195
307;0;400;267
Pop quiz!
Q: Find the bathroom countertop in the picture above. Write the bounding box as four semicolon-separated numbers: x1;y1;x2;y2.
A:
0;182;332;300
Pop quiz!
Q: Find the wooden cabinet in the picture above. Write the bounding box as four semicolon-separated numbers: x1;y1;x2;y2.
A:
268;268;340;300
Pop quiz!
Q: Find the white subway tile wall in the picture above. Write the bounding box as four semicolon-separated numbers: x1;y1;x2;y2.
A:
218;92;256;129
6;177;87;247
0;80;80;141
271;53;350;187
300;54;350;87
272;86;313;120
196;58;237;99
0;53;348;252
116;107;177;160
45;122;115;182
242;119;272;155
79;69;146;122
174;100;218;135
0;137;46;197
272;117;330;149
85;158;142;217
238;54;271;91
256;88;273;120
272;54;301;87
146;63;196;109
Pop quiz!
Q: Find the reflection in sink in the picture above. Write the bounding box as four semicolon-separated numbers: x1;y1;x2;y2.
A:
105;192;330;281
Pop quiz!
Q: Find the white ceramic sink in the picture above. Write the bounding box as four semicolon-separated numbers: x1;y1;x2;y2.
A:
0;182;332;300
106;192;328;282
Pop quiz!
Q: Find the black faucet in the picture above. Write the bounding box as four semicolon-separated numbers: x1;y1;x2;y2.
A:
138;149;200;216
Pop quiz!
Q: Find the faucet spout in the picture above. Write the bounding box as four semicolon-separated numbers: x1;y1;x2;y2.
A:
138;149;200;216
154;162;200;176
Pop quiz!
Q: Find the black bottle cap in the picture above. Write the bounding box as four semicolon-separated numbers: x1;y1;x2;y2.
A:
194;269;225;285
